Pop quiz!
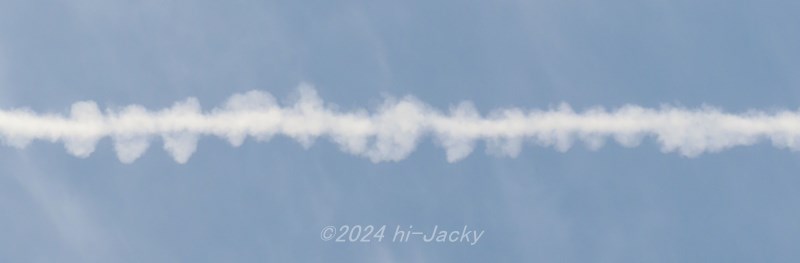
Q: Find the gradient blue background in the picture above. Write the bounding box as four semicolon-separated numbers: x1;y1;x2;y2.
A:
1;0;799;262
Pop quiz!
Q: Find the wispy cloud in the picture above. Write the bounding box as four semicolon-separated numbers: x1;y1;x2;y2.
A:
2;83;799;163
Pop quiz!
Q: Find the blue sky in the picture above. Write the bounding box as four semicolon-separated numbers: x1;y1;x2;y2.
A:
1;0;799;262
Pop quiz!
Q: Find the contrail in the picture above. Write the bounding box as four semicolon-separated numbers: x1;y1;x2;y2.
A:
1;83;800;163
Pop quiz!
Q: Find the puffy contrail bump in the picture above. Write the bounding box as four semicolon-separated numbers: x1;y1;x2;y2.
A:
2;83;800;163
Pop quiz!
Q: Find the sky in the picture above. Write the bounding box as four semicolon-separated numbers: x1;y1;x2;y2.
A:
1;0;800;262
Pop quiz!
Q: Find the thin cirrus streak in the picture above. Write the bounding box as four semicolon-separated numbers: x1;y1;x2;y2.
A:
1;83;800;164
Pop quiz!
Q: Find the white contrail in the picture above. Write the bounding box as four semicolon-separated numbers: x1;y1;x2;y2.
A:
1;83;800;163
